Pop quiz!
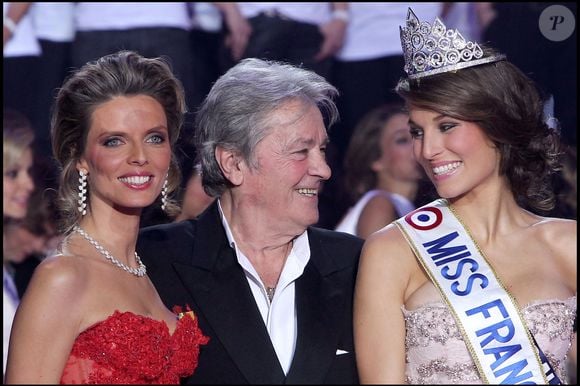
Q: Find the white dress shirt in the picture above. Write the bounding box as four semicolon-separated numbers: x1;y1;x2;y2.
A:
218;200;310;374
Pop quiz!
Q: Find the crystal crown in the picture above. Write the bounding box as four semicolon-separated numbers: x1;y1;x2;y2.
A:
400;8;505;79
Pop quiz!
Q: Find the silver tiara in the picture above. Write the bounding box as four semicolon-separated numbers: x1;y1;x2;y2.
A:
400;8;505;79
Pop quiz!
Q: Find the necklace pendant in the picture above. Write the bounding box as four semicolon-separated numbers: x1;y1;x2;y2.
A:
266;286;276;302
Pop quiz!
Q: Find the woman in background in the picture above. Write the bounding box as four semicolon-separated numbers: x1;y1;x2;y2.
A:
335;102;422;238
3;108;35;381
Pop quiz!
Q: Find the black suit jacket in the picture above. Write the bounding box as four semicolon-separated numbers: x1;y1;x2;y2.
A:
137;202;363;384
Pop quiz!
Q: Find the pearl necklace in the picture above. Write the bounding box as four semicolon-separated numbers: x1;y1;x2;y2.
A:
73;226;146;277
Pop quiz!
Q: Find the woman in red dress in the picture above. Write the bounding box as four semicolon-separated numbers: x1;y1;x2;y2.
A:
5;50;208;384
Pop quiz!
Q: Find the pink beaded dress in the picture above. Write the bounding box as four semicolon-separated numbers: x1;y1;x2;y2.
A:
60;309;209;384
403;296;576;384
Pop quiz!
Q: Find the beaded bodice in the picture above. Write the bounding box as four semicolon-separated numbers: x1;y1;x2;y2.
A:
60;310;209;384
403;296;576;384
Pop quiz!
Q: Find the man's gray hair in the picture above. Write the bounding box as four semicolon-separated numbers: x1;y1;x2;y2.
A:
195;58;339;197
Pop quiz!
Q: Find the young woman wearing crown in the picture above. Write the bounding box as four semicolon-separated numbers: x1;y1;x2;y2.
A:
354;8;576;384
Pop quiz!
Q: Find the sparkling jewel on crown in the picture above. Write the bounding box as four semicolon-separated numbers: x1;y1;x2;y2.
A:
400;8;505;79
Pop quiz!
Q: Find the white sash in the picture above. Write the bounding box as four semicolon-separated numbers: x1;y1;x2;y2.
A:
395;199;550;384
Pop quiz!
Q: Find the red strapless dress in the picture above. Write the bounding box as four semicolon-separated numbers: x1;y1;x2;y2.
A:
60;308;209;384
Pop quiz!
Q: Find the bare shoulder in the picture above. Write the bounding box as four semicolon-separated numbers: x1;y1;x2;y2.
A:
356;221;424;309
32;253;88;289
22;253;90;311
358;195;397;237
360;195;397;221
360;223;417;275
11;253;91;352
7;253;92;383
532;217;576;253
363;223;411;255
363;194;395;214
533;215;576;230
530;217;576;281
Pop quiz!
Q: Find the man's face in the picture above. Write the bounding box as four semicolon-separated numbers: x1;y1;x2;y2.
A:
240;99;331;235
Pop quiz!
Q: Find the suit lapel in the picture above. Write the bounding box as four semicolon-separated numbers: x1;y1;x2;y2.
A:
173;204;286;384
285;229;351;383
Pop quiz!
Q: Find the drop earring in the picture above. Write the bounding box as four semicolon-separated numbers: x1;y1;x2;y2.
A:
78;169;88;216
161;177;168;213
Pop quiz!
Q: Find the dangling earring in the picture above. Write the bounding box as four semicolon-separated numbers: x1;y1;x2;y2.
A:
161;177;169;213
78;169;88;216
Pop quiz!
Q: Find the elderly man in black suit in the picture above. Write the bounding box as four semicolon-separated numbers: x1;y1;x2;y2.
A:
137;57;363;384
